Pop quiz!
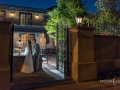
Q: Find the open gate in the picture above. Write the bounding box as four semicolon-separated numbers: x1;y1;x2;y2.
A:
56;24;71;76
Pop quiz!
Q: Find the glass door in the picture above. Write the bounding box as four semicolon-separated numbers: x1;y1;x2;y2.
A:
20;14;25;25
19;13;32;25
26;14;32;25
28;34;35;40
21;34;27;48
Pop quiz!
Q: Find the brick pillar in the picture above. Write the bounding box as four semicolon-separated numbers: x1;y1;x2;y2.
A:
0;21;12;90
70;27;97;81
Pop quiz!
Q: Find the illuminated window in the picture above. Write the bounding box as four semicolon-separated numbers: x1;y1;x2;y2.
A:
19;13;32;25
20;34;35;48
28;34;35;41
20;14;25;25
21;34;27;48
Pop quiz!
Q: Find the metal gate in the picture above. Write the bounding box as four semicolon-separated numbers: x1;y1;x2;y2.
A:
56;23;71;76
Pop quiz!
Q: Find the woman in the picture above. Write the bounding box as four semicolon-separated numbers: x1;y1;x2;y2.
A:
21;40;34;73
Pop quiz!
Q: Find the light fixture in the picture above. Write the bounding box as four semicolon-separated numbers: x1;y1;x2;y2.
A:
11;12;14;17
35;15;39;20
75;13;83;27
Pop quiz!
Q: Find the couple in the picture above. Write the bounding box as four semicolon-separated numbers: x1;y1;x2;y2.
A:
21;39;40;73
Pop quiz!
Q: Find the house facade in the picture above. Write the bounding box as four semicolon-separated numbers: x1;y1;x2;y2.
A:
0;4;49;26
0;4;54;55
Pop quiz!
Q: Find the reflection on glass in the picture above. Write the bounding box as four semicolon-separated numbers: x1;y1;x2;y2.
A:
20;13;32;25
13;33;35;56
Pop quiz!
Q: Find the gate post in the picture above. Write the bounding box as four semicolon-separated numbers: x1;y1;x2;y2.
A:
70;27;97;81
0;21;12;90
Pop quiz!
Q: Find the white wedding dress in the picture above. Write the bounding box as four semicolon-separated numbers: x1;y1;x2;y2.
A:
21;45;34;73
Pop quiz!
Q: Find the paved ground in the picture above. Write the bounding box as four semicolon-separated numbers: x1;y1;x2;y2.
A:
11;67;120;90
33;77;120;90
13;69;56;85
12;57;120;90
11;60;71;90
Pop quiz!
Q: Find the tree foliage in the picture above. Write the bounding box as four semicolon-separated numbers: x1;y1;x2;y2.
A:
93;0;120;25
45;0;87;40
89;0;120;35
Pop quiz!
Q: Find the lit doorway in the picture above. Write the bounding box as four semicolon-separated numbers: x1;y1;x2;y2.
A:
20;33;35;48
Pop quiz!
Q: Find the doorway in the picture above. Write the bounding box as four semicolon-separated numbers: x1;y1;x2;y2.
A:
20;33;35;48
19;12;32;25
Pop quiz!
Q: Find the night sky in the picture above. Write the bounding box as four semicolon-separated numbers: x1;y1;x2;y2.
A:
0;0;97;12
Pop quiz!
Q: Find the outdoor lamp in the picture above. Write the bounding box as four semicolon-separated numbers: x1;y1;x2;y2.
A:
35;15;39;20
11;12;14;17
75;13;82;27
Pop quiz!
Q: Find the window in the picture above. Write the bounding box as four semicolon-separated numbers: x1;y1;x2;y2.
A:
0;10;5;21
44;15;49;21
28;34;35;41
19;13;32;25
21;34;27;48
20;34;35;48
20;14;25;25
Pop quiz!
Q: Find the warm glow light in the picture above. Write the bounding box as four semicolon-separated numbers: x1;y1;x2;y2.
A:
75;13;82;25
76;17;82;24
10;12;14;17
39;33;46;49
35;15;39;20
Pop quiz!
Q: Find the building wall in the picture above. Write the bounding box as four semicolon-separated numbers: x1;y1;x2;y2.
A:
94;35;120;74
2;9;44;24
35;33;53;49
1;9;19;23
0;21;11;90
1;7;49;26
32;13;43;21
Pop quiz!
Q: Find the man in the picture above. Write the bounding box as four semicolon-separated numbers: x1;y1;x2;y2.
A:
32;39;41;71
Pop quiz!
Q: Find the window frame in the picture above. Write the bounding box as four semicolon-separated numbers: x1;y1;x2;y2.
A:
19;12;32;25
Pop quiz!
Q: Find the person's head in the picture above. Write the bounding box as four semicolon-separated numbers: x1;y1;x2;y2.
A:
32;39;36;44
28;40;31;45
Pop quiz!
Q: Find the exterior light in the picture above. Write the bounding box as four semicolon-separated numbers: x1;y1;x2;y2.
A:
11;12;14;17
75;13;82;27
35;15;39;20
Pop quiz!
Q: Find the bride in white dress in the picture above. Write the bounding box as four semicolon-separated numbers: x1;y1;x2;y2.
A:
21;40;34;73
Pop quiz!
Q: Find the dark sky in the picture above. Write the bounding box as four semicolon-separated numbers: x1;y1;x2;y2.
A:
84;0;97;12
0;0;97;12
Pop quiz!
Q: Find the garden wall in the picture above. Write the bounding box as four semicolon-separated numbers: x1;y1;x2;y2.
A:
94;35;120;76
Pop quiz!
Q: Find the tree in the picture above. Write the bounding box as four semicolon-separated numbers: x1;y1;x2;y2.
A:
45;0;87;40
45;0;87;62
88;0;120;35
94;0;120;25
